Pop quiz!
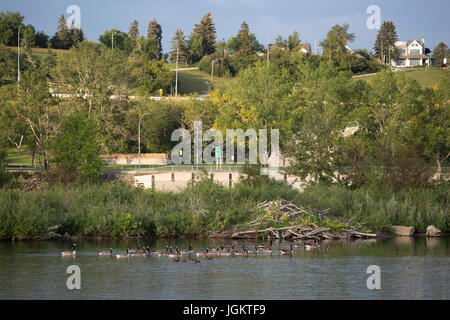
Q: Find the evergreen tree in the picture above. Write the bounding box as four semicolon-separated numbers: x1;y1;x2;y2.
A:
69;28;84;46
51;14;70;49
236;21;252;57
129;20;139;39
170;29;189;64
190;35;204;63
432;42;448;67
189;12;216;61
374;21;399;65
127;20;139;53
147;18;162;60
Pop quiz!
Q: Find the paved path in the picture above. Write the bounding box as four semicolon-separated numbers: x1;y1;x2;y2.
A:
352;68;418;79
170;67;199;71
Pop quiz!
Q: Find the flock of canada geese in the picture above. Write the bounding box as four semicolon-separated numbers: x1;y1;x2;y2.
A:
61;239;328;260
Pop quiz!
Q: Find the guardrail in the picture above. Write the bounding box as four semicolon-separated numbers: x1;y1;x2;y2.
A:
104;164;249;174
5;164;41;172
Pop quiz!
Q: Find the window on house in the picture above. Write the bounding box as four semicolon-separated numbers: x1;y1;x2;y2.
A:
399;49;406;55
410;59;420;66
410;49;420;54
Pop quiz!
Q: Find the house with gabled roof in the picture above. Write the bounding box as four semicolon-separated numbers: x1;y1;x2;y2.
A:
392;38;430;67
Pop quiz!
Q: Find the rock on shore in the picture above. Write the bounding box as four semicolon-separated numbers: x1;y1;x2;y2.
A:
391;226;415;236
426;225;441;237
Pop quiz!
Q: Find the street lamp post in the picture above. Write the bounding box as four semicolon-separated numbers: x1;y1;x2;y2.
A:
138;112;152;168
175;41;179;96
210;58;223;91
17;26;21;83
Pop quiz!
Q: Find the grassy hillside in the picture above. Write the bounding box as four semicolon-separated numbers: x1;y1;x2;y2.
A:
7;46;68;55
359;68;450;88
167;63;232;95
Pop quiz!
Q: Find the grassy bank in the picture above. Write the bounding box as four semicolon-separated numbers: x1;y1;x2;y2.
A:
0;179;447;240
0;178;296;240
292;183;449;232
359;68;450;88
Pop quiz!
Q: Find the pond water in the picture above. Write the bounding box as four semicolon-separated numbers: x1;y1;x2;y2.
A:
0;237;448;299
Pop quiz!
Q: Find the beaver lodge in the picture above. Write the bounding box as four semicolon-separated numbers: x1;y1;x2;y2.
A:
211;199;378;240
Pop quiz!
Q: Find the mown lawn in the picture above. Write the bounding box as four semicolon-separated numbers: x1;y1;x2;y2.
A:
395;68;450;87
5;146;34;165
166;62;232;95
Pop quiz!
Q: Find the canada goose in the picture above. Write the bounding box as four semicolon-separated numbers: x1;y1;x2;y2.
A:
167;247;181;258
129;246;146;254
61;244;76;256
246;246;258;254
258;246;272;254
219;248;233;256
116;249;130;258
234;248;249;256
305;240;320;250
179;244;194;255
131;247;149;256
280;244;294;255
196;248;207;258
98;248;113;256
206;247;219;257
153;246;170;256
210;246;221;253
197;248;216;258
258;239;273;250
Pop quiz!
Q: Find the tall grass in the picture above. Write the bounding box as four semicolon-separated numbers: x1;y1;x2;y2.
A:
0;178;296;240
293;183;449;232
0;179;447;240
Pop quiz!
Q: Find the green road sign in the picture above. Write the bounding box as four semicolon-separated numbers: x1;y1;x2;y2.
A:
215;146;221;158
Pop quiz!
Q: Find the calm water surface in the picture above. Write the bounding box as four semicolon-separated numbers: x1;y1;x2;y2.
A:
0;237;448;299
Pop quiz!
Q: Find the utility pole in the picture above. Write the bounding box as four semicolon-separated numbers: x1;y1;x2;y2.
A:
138;113;152;169
175;41;179;96
17;26;21;84
388;44;391;70
222;37;225;57
111;31;115;49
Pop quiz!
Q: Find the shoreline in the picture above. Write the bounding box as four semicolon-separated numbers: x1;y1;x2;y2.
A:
3;231;448;242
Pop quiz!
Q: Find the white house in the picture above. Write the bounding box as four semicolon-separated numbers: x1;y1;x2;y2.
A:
392;39;430;67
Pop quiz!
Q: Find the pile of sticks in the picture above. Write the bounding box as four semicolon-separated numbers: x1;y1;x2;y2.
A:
21;174;47;192
230;199;377;240
248;199;329;226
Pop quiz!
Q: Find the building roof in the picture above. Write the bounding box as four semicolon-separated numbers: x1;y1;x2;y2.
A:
299;43;311;52
407;39;424;47
396;39;425;48
269;43;312;53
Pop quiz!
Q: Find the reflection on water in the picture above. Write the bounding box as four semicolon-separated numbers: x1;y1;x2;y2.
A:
0;237;448;299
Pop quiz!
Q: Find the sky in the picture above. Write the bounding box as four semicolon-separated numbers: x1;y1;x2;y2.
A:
1;0;449;54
